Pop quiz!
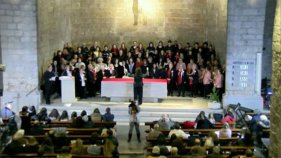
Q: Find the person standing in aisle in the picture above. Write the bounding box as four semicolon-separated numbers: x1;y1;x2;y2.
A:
127;100;141;143
134;68;143;105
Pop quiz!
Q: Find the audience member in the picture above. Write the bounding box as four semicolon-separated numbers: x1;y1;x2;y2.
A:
59;110;69;121
147;123;163;139
36;107;49;121
168;147;181;158
57;146;72;158
19;106;31;133
204;131;218;148
70;139;87;155
104;129;119;158
102;107;114;121
91;108;102;122
219;122;232;138
0;102;15;119
195;111;214;129
190;138;206;156
28;105;37;120
147;146;167;158
168;123;190;139
48;108;60;121
158;114;174;130
206;146;223;158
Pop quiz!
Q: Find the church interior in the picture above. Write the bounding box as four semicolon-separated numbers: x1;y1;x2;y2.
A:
0;0;280;157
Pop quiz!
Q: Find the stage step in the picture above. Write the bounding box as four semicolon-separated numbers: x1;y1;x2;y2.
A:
39;98;223;123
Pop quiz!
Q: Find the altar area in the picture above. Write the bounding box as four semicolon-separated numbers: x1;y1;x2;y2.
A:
101;78;167;102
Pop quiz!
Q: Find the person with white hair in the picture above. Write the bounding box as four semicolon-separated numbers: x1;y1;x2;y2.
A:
158;114;174;130
0;102;15;119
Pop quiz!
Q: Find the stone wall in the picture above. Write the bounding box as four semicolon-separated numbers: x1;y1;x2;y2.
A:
262;0;276;79
206;0;228;64
37;0;72;81
0;0;40;110
37;0;227;72
223;0;265;110
270;0;281;157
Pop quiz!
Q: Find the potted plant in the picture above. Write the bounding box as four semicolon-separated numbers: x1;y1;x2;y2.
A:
208;87;221;109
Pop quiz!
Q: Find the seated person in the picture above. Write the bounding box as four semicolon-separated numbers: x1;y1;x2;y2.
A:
221;111;235;124
147;146;167;158
70;139;87;155
36;107;50;122
207;146;223;158
91;108;102;122
168;147;181;158
59;110;69;121
147;123;163;139
168;123;190;139
190;138;206;156
19;106;31;133
158;114;174;130
0;102;15;119
195;111;214;129
48;108;60;121
238;127;254;146
102;107;114;121
57;146;72;158
219;122;232;138
171;136;187;155
3;129;26;155
155;134;170;156
204;131;218;148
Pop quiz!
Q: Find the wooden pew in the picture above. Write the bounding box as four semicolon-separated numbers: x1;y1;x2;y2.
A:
32;121;116;128
145;128;243;137
0;153;112;158
144;121;236;129
147;146;255;153
43;128;101;135
146;137;239;143
30;135;107;144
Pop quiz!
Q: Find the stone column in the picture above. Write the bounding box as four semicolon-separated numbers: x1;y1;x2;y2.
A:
270;0;281;157
0;0;40;112
223;0;265;110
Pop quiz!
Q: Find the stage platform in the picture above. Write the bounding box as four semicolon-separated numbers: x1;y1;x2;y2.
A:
39;96;223;123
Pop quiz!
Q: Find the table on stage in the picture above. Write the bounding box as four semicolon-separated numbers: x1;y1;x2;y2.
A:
101;78;167;102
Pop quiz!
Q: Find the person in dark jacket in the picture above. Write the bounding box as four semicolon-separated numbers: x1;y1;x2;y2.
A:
195;111;214;129
44;65;56;104
134;68;143;105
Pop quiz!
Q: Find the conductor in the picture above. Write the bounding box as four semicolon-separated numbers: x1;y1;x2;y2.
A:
134;68;143;105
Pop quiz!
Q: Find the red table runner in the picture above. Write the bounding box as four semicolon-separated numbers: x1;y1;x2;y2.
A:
103;78;167;83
